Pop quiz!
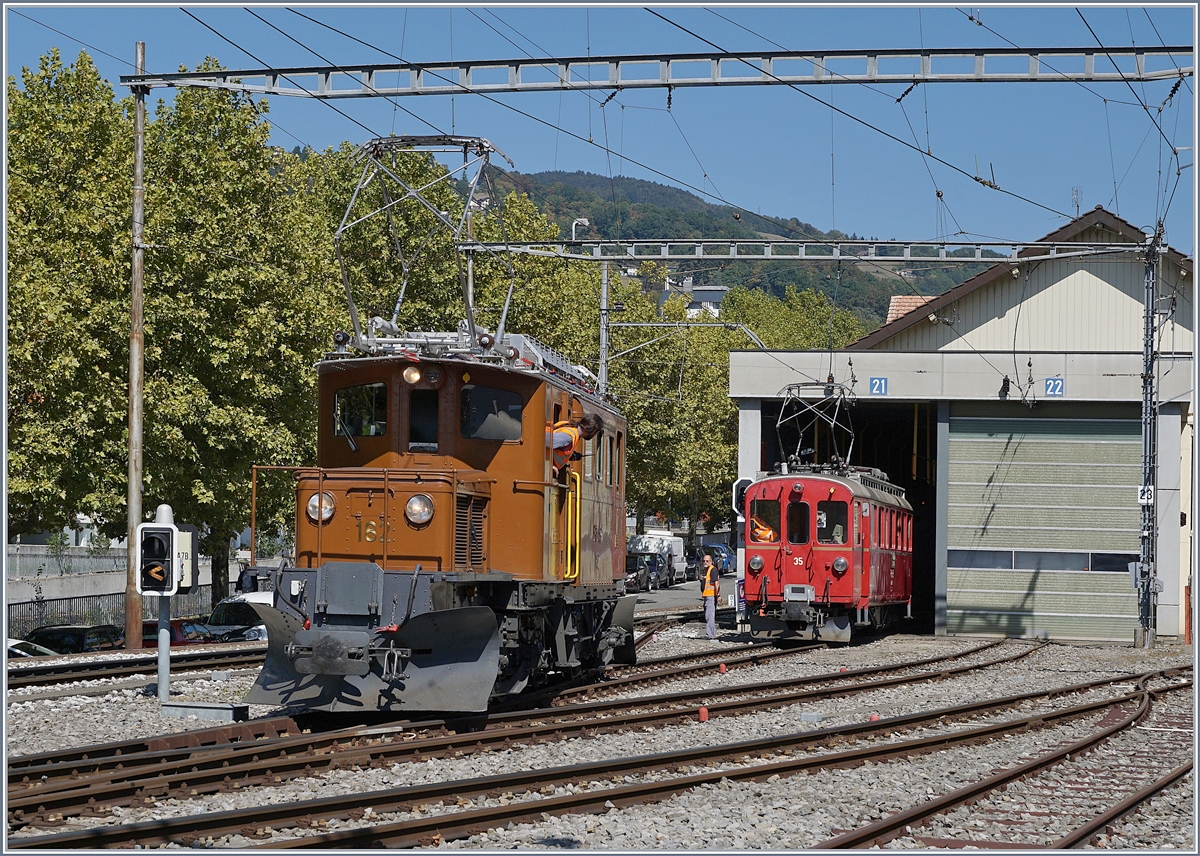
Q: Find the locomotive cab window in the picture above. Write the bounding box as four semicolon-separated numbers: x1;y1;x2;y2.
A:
749;498;780;543
460;384;523;441
334;383;387;438
409;389;439;452
786;501;810;545
817;500;848;544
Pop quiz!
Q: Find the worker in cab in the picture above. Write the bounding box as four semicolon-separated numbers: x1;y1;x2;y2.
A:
750;516;777;542
551;413;604;478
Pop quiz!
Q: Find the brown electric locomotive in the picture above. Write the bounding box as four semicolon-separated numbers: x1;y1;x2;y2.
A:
243;323;635;713
742;465;912;642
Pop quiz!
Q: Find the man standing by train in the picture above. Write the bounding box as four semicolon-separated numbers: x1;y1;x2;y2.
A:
701;554;721;640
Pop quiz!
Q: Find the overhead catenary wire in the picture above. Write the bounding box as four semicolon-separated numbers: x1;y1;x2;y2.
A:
180;9;386;141
282;7;896;263
1143;7;1193;96
240;7;444;137
1075;8;1179;156
11;8;140;69
956;7;1145;107
646;8;1074;220
706;6;960;236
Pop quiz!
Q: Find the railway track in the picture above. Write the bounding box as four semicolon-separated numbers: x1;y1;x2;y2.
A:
10;665;1188;849
816;674;1194;849
7;640;1013;832
6;614;683;693
5;646;269;690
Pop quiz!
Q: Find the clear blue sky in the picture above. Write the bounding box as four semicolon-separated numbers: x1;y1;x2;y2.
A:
6;3;1195;253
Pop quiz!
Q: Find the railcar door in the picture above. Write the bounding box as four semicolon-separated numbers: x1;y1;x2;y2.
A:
853;501;864;601
747;486;784;601
784;494;813;592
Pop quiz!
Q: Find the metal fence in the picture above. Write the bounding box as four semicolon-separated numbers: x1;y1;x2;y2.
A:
5;545;128;578
6;584;238;641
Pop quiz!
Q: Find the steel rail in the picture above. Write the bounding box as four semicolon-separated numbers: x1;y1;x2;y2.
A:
815;676;1194;848
6;646;268;690
4;639;798;784
5;641;1011;817
1050;758;1194;848
246;678;1190;849
5;717;301;772
10;670;1188;849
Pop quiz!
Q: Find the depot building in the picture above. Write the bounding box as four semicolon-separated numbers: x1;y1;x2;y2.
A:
729;208;1193;642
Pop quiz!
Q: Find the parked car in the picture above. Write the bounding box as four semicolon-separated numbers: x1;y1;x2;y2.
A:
708;544;736;575
627;531;686;586
624;553;659;593
7;637;59;658
204;591;271;643
24;624;124;655
684;547;704;581
141;618;216;648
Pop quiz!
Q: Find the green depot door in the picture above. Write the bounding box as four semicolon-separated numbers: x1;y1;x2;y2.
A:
945;406;1140;641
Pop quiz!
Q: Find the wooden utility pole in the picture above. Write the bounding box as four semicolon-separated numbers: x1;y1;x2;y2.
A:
125;42;146;649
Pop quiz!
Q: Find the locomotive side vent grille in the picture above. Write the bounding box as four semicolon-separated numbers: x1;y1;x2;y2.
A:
455;495;488;569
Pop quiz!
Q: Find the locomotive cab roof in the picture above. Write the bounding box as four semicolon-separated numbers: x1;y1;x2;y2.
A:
322;318;612;410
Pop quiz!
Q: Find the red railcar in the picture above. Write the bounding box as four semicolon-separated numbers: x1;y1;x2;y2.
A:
742;466;912;643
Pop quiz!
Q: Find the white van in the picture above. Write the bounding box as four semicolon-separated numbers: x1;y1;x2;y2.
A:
626;530;686;587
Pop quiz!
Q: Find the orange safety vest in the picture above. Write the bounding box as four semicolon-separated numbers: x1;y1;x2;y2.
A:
552;422;581;469
702;566;719;598
750;517;776;542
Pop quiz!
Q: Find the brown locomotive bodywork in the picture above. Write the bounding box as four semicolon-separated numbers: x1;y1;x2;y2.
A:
244;335;635;713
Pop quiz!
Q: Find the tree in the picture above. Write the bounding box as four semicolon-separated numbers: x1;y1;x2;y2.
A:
7;53;344;610
139;61;342;606
7;50;133;538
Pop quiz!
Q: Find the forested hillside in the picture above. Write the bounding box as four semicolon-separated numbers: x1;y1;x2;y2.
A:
496;170;998;328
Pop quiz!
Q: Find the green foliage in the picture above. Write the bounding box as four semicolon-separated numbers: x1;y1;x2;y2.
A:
7;53;343;610
5;49;929;571
7;50;133;537
138;62;343;568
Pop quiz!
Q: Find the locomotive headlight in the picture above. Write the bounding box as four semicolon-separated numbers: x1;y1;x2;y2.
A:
748;555;765;571
405;494;435;525
832;556;849;574
402;366;422;385
305;492;336;524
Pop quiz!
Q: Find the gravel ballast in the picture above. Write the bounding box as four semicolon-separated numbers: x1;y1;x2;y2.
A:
5;630;1194;849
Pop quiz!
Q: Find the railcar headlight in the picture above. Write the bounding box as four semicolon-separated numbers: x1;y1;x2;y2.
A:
306;492;336;524
832;556;849;574
403;366;422;385
405;494;435;525
748;555;764;571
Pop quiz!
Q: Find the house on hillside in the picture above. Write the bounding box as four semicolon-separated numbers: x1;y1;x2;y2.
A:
729;206;1193;643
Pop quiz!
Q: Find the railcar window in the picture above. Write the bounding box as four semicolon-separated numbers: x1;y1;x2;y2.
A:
616;432;624;489
749;498;781;543
607;436;614;485
786;501;810;545
817;501;848;544
460;385;522;441
409;389;439;451
334;383;387;437
585;437;593;479
854;502;861;545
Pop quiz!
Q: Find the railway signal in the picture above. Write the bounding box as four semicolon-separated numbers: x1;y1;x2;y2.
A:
136;521;178;596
